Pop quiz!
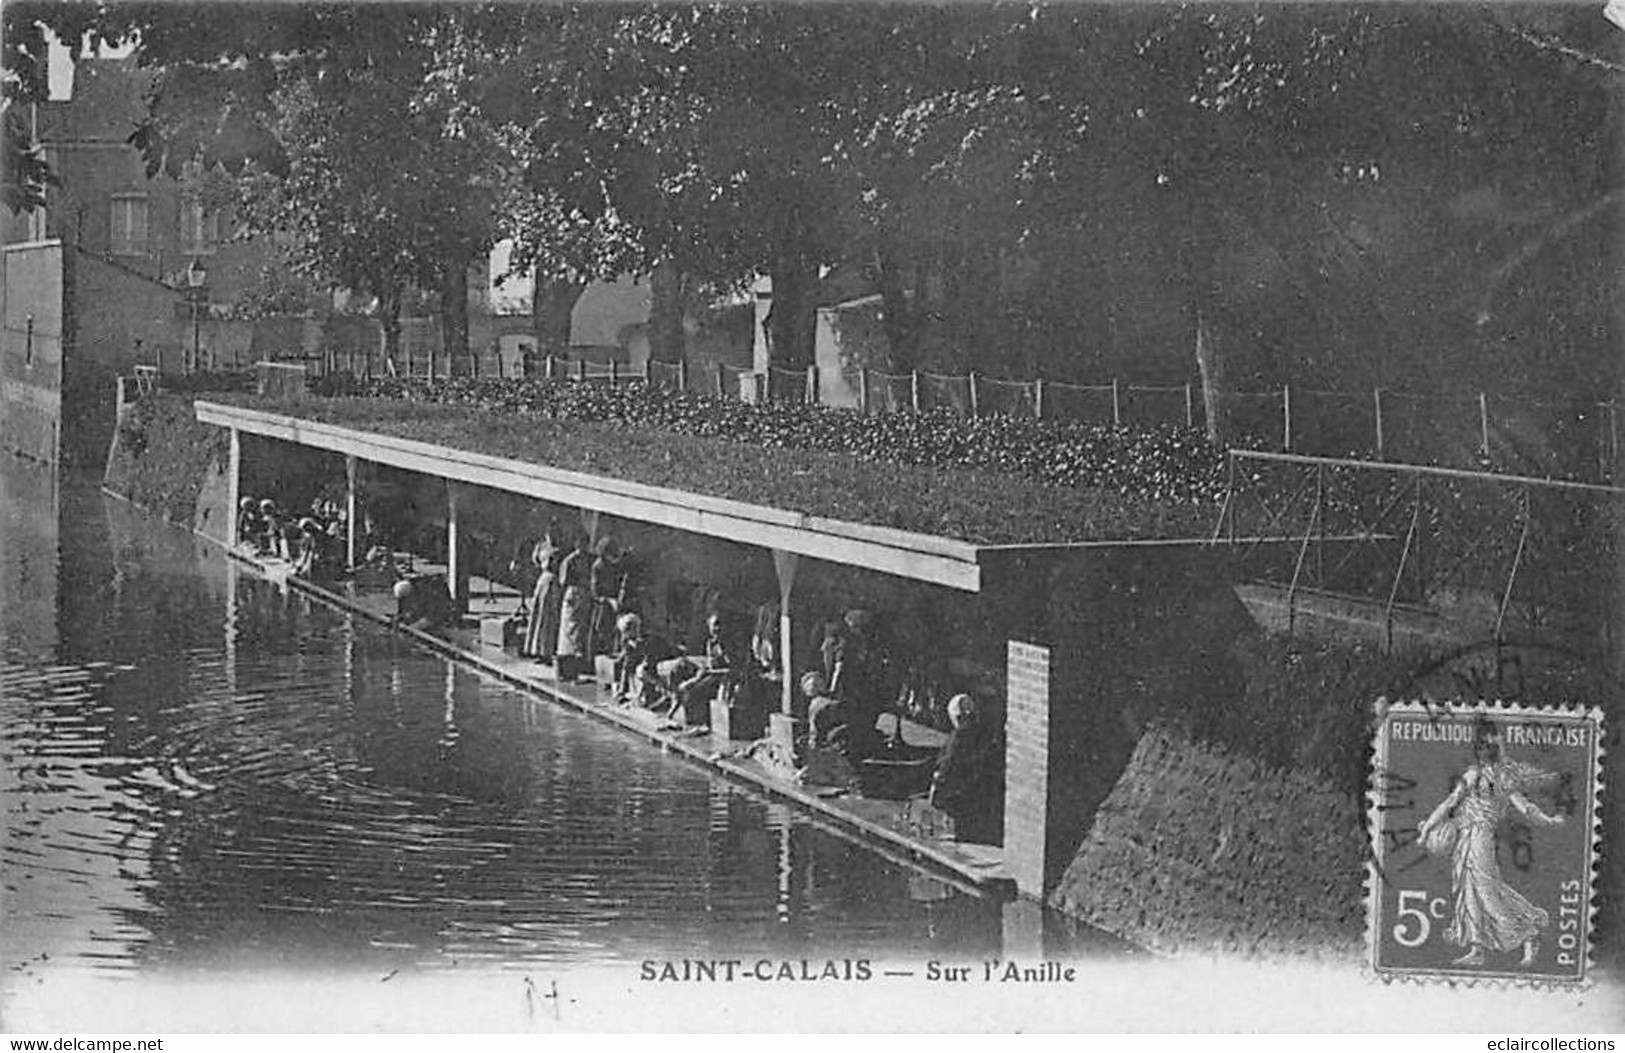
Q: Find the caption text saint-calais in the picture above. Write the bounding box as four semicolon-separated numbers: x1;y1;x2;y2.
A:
640;959;1077;983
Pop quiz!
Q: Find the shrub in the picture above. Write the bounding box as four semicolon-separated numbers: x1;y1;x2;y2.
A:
306;374;1231;505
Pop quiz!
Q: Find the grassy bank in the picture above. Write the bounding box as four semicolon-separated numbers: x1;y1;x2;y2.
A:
104;393;229;525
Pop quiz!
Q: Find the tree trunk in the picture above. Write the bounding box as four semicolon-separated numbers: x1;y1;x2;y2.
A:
1194;311;1230;443
379;285;402;376
766;247;816;372
532;275;585;362
876;246;919;372
648;259;686;364
438;253;471;374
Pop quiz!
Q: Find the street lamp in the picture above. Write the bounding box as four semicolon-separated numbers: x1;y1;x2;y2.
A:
186;260;208;373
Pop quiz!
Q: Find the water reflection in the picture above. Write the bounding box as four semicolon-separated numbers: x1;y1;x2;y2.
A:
3;462;1082;1000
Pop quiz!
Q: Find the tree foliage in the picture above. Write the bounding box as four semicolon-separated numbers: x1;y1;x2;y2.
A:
3;2;1616;402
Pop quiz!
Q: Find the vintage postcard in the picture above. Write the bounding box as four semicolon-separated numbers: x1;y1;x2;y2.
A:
3;0;1623;1039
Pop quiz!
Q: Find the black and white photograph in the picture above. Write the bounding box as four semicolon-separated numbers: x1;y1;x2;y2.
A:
2;0;1622;1036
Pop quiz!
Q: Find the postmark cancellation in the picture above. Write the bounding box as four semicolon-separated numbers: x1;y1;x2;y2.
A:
1368;699;1603;985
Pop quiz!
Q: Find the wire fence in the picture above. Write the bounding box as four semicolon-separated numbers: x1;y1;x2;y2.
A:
681;363;1618;484
179;343;1616;484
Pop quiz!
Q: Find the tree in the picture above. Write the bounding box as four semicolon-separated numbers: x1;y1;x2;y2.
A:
1;2;102;213
39;4;505;368
425;6;657;361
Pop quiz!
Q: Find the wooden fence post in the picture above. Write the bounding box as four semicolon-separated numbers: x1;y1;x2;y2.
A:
1609;399;1619;478
610;359;620;385
1283;383;1293;452
858;368;871;415
678;358;689;392
1479;392;1491;458
716;362;726;398
1111;378;1121;426
1034;378;1046;420
1374;388;1386;459
577;358;587;381
806;365;818;405
911;370;921;414
968;371;981;418
1184;382;1194;429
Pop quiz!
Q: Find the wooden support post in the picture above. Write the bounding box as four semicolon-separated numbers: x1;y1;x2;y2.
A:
858;368;870;415
610;359;620;385
806;365;818;405
716;362;726;398
544;355;557;381
1374;388;1386;459
577;358;587;381
678;358;689;392
227;427;242;548
578;508;601;548
1184;382;1194;429
969;371;981;418
769;550;804;764
1283;383;1293;452
1034;378;1046;420
772;550;799;717
1111;378;1121;426
911;370;922;414
1479;392;1491;459
345;455;359;568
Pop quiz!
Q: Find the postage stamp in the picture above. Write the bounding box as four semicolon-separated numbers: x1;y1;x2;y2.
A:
1368;699;1603;985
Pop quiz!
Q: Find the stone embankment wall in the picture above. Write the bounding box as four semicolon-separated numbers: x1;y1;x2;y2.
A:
1051;727;1366;961
103;393;231;537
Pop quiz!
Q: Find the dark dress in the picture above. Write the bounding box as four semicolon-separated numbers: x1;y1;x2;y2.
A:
829;636;883;760
555;548;591;672
930;721;1006;845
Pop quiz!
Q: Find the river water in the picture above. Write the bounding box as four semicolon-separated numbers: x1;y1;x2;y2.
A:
1;461;1106;1029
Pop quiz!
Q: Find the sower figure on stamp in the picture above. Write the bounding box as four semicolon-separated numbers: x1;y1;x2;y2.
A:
1417;721;1565;967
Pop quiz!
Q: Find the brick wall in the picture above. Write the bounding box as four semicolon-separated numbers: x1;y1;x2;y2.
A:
1004;640;1051;897
990;547;1257;900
